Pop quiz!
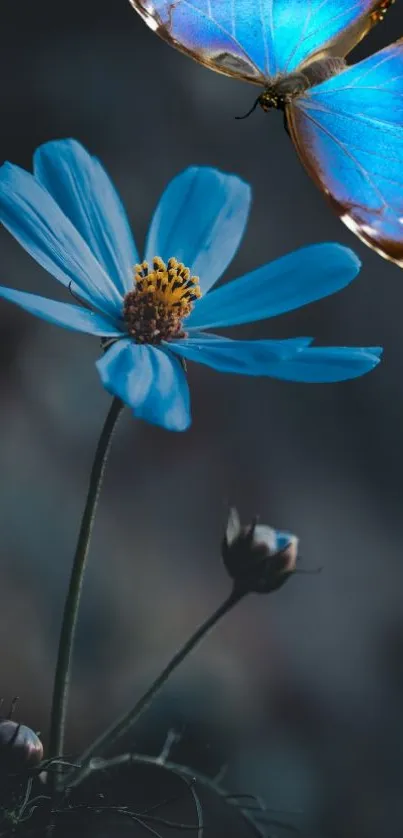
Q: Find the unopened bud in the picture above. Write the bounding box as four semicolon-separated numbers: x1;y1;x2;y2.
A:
0;720;43;773
222;508;298;594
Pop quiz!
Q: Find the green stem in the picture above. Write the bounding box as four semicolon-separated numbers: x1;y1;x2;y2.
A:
64;585;246;789
48;396;123;768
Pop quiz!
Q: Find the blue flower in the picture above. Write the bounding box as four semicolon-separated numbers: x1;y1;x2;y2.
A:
0;139;381;431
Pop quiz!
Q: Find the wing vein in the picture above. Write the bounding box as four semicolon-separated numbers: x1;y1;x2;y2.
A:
230;0;236;37
180;0;264;76
284;0;315;74
322;136;403;189
297;104;390;210
266;0;275;74
259;0;271;76
285;0;335;73
297;0;367;54
337;48;397;89
303;98;403;132
310;76;403;95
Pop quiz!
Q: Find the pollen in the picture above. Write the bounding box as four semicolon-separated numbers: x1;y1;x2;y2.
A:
123;256;201;344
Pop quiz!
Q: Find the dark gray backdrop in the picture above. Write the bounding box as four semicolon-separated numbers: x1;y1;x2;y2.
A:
1;2;403;835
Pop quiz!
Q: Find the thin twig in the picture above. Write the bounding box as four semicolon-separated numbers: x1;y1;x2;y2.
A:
64;586;246;789
67;753;264;837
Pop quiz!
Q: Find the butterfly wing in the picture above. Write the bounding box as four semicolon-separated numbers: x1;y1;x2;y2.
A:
287;39;403;266
129;0;394;81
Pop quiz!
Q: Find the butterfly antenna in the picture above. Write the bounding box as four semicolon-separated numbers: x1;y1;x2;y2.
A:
235;96;261;120
68;280;92;310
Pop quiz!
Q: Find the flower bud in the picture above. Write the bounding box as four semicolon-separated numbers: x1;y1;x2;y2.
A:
222;508;298;594
0;720;44;772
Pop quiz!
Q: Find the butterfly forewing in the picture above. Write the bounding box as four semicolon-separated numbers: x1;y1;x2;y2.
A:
129;0;266;83
129;0;393;81
287;39;403;266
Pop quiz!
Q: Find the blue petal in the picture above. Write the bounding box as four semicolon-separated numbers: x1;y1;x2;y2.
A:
144;167;251;294
34;139;138;296
186;243;361;330
275;532;294;551
187;331;313;347
263;346;383;382
0;163;123;319
96;339;191;431
168;336;313;375
0;285;123;336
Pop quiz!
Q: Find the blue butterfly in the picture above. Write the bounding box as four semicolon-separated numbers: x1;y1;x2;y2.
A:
129;0;403;267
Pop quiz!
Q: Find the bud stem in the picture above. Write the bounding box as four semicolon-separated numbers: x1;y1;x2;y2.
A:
63;585;246;790
48;397;123;783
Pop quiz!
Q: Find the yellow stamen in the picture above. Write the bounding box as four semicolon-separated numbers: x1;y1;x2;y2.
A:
123;256;201;345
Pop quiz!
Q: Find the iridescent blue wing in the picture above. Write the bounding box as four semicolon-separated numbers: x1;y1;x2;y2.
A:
287;39;403;266
129;0;394;81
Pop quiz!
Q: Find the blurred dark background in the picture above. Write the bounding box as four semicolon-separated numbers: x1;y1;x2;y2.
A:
1;1;403;835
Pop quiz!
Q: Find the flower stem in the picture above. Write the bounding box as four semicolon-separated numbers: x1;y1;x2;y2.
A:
48;396;123;770
64;585;246;789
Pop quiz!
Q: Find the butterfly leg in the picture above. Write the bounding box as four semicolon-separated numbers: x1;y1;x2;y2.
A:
283;110;291;139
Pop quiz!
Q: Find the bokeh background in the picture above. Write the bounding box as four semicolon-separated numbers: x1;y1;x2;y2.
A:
1;2;403;835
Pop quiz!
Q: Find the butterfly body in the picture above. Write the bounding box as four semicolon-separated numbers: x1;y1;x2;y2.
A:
254;56;347;112
130;0;403;267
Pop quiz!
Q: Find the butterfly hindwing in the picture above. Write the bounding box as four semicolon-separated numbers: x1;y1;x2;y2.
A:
287;39;403;265
129;0;393;80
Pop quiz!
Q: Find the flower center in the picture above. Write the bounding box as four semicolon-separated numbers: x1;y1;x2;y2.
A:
123;257;201;344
